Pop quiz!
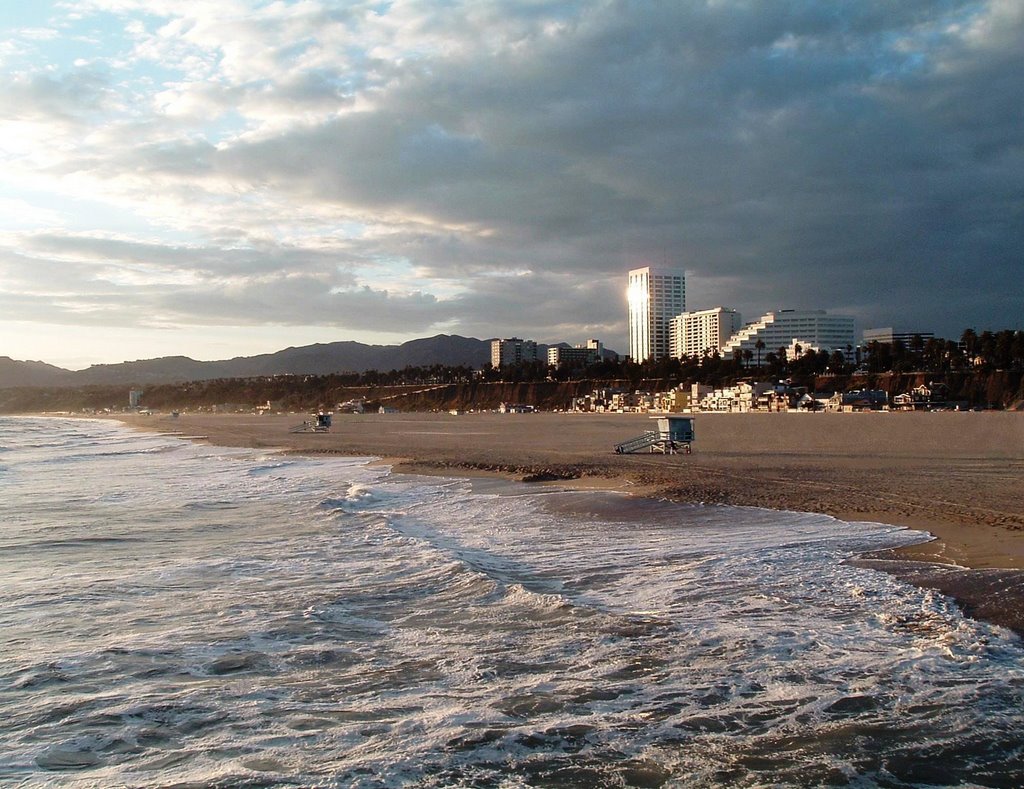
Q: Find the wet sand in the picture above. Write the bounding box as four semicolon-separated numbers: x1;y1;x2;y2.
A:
117;410;1024;634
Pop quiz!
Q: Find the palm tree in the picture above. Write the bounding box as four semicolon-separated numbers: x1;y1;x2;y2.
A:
755;338;766;369
978;330;996;368
961;328;978;367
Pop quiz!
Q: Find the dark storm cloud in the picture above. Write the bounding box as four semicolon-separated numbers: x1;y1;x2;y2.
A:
5;0;1021;352
178;0;1020;336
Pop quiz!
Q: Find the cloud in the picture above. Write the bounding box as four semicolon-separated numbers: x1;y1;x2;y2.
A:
1;0;1022;366
0;229;444;331
159;280;448;332
0;67;115;124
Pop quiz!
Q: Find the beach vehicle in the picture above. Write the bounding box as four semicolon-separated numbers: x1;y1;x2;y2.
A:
614;415;694;454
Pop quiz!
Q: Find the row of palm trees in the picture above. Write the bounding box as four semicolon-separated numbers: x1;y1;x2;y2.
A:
863;329;1024;374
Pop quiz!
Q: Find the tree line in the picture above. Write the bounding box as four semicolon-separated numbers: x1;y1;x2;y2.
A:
2;328;1020;415
275;327;1023;389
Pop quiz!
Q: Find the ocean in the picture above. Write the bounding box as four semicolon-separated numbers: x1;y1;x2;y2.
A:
1;416;1022;788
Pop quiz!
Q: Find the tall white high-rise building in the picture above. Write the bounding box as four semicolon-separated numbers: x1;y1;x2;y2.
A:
671;307;743;359
627;267;686;362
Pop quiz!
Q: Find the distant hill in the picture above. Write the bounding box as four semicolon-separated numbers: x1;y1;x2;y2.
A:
0;357;71;388
0;335;621;389
69;355;229;385
0;335;494;388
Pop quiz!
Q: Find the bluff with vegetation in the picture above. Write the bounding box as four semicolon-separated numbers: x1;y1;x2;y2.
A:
1;328;1021;414
1;369;1022;415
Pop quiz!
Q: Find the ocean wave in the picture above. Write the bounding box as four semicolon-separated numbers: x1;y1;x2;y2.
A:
246;459;297;476
9;535;147;552
3;418;1024;786
500;582;574;614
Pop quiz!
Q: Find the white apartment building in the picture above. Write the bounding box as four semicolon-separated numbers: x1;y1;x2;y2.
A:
670;307;743;359
491;337;538;368
547;339;603;367
627;267;686;362
721;310;855;364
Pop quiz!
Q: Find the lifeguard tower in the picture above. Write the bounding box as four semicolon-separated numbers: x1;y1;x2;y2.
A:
291;412;333;433
614;415;694;454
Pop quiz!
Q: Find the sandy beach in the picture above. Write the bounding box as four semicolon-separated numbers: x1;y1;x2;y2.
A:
117;409;1024;633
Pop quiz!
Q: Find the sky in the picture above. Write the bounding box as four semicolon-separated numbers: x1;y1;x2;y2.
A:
1;1;1021;369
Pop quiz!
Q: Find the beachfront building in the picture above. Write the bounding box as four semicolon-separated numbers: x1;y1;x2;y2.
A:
828;390;889;412
491;337;538;368
653;386;704;413
547;339;603;367
721;310;855;365
570;387;626;413
670;307;743;359
498;402;536;414
698;381;801;412
627;267;686;362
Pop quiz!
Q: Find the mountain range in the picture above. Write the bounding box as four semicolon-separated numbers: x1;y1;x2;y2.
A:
0;335;611;389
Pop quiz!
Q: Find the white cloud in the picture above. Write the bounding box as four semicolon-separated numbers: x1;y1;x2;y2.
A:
0;0;1021;364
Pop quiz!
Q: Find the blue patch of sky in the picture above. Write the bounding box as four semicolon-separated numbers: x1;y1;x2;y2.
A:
0;3;57;31
351;258;416;287
200;109;251;145
0;183;194;242
4;7;169;89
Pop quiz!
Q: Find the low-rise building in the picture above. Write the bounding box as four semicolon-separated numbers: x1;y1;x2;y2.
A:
609;391;655;412
829;390;888;412
654;386;700;413
499;402;535;413
547;339;603;367
862;327;934;346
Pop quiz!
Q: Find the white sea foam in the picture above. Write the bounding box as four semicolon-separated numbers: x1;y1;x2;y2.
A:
1;416;1022;787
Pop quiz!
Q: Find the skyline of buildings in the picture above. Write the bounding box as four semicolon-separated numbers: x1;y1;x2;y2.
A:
490;270;952;371
627;269;858;365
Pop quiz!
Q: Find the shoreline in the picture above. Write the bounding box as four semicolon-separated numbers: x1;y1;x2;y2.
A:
73;411;1024;635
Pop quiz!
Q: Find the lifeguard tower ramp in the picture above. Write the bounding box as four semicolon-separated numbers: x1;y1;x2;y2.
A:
614;415;694;454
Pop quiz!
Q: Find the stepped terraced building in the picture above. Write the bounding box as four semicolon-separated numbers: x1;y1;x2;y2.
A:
721;310;855;363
